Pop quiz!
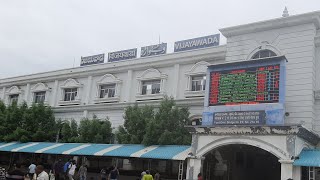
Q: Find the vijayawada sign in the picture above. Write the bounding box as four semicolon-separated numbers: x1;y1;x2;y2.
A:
174;34;220;52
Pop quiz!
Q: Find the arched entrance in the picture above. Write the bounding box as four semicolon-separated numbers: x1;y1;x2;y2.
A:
203;144;280;180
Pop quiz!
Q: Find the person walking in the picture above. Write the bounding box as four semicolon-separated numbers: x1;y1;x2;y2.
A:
154;171;160;180
142;170;153;180
140;170;146;180
53;159;64;180
63;160;72;179
100;167;108;180
78;164;87;180
67;160;77;180
28;162;36;179
109;166;119;180
197;173;203;180
35;165;49;180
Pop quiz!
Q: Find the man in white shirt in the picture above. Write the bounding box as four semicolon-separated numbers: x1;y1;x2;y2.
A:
28;162;36;178
35;165;49;180
68;160;77;180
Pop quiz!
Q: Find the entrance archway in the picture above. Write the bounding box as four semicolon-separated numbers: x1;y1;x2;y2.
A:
203;144;280;180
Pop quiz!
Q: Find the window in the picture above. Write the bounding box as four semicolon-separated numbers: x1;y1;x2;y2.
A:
191;118;202;126
9;94;19;104
99;84;116;98
251;50;277;59
191;75;206;91
64;88;78;101
34;91;46;104
142;80;161;95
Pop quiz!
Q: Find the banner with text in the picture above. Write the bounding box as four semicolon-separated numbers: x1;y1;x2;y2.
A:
174;34;220;52
108;48;137;62
213;111;266;125
141;43;167;57
81;54;105;66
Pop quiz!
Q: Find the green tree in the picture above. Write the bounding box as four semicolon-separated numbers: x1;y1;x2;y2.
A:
61;121;72;142
69;119;79;142
143;97;191;145
117;97;191;146
116;104;154;144
77;116;113;144
0;101;58;142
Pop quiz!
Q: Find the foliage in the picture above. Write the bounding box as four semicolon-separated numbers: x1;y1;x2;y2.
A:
0;102;57;142
59;116;113;144
0;101;114;144
116;97;191;146
77;117;113;144
116;104;154;144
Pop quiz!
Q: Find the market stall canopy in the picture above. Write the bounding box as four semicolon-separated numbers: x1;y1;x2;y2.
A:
0;142;191;161
293;149;320;167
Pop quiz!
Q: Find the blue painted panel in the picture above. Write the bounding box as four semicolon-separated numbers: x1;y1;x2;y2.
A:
70;144;111;155
202;112;213;126
294;149;320;167
0;142;33;151
17;142;56;153
140;146;189;160
104;145;145;157
42;143;83;154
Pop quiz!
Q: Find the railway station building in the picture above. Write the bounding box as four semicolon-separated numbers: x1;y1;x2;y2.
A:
0;10;320;180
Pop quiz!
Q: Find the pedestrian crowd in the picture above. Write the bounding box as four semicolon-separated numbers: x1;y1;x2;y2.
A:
2;159;166;180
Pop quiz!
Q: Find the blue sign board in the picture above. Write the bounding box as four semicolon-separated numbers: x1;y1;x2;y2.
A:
141;43;167;57
108;48;137;62
174;34;220;52
213;111;266;125
80;54;104;66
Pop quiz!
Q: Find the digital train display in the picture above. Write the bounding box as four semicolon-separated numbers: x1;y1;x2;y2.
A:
209;64;280;106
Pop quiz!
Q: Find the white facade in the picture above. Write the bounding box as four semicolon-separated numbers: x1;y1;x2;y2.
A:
0;45;225;127
184;11;320;180
1;9;320;180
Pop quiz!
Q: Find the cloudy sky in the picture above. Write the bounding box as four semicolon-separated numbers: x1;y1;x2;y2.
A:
0;0;319;78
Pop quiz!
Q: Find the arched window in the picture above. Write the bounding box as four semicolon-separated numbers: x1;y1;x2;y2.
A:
251;50;277;59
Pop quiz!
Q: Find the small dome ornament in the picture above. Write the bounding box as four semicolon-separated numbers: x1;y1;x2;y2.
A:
282;7;289;17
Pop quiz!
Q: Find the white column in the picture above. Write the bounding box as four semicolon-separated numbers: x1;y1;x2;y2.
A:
279;159;294;180
172;64;180;99
85;76;93;105
293;166;301;180
24;83;31;105
1;87;6;101
83;110;88;119
51;80;59;107
186;158;202;180
125;70;133;102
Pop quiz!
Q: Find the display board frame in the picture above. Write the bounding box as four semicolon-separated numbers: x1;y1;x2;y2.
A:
203;56;286;126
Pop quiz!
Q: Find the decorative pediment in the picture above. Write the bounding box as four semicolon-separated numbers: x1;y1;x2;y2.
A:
61;78;82;88
137;68;167;80
97;74;122;84
6;86;22;95
31;83;50;92
185;61;210;75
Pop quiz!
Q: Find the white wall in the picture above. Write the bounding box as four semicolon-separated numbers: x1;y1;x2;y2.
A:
0;47;223;127
224;23;317;129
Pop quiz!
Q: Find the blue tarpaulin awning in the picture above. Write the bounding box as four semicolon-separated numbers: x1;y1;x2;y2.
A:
0;142;191;161
294;149;320;167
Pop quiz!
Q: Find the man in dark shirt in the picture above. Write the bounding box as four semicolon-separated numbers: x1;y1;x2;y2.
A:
6;163;25;180
53;159;64;180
